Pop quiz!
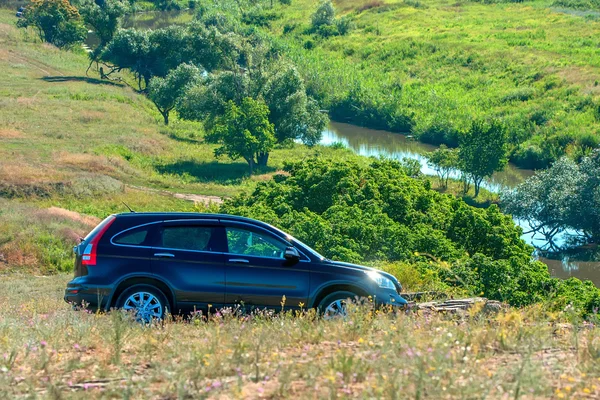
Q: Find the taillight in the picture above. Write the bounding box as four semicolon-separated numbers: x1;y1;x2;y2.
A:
81;216;116;266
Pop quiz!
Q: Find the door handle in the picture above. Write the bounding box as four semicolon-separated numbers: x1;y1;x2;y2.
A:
228;258;249;264
154;252;175;258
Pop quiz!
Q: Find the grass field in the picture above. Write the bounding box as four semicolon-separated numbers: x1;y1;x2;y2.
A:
264;0;600;168
0;274;599;398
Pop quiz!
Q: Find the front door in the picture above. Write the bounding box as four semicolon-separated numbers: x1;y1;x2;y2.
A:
223;223;310;311
151;221;227;315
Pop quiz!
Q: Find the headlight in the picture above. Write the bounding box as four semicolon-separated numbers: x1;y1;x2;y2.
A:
365;270;396;290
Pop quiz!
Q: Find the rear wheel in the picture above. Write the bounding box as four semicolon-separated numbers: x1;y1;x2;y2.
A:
115;285;168;323
318;291;358;320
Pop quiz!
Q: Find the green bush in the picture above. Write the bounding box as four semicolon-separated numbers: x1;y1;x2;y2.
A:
221;157;600;312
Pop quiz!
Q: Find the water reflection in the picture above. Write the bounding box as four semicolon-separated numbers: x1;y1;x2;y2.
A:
322;122;534;192
85;10;194;48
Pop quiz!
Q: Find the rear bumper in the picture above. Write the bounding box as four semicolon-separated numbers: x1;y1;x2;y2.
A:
64;282;113;311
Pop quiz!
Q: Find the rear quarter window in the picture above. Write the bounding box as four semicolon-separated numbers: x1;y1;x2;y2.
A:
113;227;150;246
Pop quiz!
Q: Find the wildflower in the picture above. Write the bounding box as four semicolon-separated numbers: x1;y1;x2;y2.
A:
583;388;591;394
40;341;47;347
358;338;364;344
73;344;80;350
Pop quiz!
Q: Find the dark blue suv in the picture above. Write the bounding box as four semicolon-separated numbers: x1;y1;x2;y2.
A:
65;213;407;321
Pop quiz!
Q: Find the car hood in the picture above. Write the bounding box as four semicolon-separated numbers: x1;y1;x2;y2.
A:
323;260;401;288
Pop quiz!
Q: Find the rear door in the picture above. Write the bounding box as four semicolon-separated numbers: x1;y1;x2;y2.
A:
151;220;227;314
223;223;310;311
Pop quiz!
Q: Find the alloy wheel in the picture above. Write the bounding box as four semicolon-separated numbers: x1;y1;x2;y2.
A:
323;299;348;320
123;291;163;323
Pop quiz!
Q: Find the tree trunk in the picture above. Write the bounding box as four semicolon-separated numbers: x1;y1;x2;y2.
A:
257;152;269;168
245;157;255;175
461;173;470;194
161;110;169;125
473;177;483;198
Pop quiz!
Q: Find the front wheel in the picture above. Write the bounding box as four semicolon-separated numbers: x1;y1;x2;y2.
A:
318;291;358;320
115;285;168;323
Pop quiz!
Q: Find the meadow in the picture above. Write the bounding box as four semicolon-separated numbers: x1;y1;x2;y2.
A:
264;0;600;168
1;274;600;398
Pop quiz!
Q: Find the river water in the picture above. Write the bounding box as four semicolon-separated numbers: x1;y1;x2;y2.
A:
87;11;599;285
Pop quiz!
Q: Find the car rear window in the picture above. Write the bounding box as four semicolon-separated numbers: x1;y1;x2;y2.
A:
113;227;149;246
160;226;218;252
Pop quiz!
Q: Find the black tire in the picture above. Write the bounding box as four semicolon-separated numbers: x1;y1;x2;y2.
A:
115;284;169;322
318;291;358;319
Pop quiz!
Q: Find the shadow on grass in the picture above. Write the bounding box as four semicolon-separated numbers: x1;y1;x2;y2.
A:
165;132;201;144
41;76;124;87
155;160;275;185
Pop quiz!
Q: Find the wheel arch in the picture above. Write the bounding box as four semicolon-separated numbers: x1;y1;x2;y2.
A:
109;276;176;313
309;283;370;309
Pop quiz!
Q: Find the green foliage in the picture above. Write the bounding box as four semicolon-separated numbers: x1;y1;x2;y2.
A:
261;0;600;168
101;22;241;89
503;150;600;245
17;0;87;48
220;157;600;311
311;0;335;30
221;158;546;304
147;63;203;124
206;97;276;173
177;58;328;146
552;0;600;10
458;120;508;197
425;144;458;189
77;0;129;51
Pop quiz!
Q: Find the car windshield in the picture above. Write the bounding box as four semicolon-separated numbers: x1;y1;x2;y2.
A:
286;234;325;261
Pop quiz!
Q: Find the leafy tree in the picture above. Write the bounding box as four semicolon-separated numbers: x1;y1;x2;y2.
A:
503;150;600;246
311;0;335;30
425;144;458;189
147;63;203;125
177;59;327;159
100;28;152;88
575;150;600;241
77;0;128;49
206;97;276;173
100;22;241;90
17;0;87;49
458;120;508;197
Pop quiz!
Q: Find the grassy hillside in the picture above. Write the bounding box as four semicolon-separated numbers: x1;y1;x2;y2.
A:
265;0;600;168
0;9;358;272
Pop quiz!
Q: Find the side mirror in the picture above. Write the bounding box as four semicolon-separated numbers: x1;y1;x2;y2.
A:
284;247;300;261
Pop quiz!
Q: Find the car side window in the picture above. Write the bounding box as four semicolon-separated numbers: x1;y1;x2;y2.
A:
113;227;149;246
160;226;219;252
226;227;288;259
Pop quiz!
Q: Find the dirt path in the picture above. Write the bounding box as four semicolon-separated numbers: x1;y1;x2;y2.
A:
128;185;225;206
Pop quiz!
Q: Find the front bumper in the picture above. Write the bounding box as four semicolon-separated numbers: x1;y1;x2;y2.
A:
375;290;409;307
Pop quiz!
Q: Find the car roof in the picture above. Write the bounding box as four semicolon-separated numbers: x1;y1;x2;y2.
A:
113;212;274;228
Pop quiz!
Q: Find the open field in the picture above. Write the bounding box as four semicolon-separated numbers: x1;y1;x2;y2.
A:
1;274;600;399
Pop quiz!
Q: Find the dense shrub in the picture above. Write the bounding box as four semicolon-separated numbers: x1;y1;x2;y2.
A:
552;0;600;10
221;158;600;313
